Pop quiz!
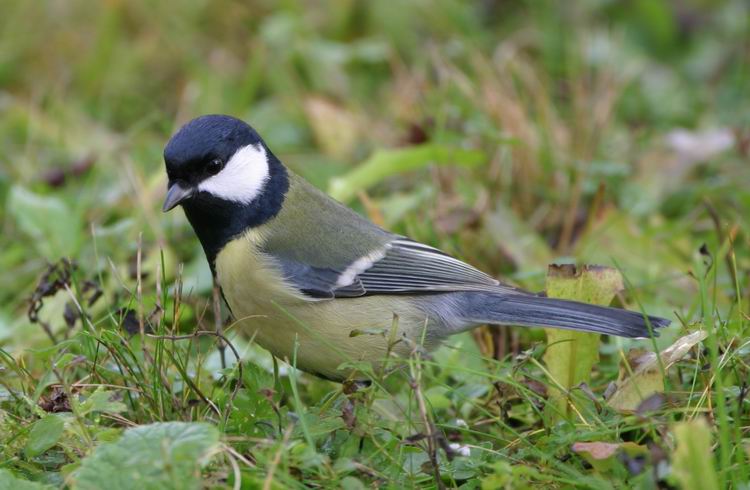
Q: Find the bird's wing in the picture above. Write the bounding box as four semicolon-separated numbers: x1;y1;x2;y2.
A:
267;237;521;299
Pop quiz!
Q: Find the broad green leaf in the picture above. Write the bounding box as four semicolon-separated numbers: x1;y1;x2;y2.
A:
544;265;623;420
7;186;80;258
71;422;220;490
0;469;54;490
24;414;65;457
328;144;486;203
671;418;719;490
607;330;707;412
76;387;127;416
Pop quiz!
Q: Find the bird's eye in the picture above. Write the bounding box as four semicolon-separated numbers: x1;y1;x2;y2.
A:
206;158;223;175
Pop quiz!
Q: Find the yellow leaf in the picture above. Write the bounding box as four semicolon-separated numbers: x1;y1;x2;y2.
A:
544;265;623;420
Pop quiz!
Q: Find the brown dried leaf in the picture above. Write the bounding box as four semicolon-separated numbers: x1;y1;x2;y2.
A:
572;441;648;474
572;441;620;460
38;387;71;413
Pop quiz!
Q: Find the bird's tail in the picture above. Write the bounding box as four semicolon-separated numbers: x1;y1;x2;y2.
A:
456;292;669;338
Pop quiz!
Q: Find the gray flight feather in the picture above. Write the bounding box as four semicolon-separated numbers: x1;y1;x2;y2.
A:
427;291;670;338
269;237;524;298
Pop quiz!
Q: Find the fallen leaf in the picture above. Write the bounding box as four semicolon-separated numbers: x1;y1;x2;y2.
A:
572;441;620;460
572;441;648;473
522;377;548;399
635;393;665;416
38;386;71;413
607;330;707;412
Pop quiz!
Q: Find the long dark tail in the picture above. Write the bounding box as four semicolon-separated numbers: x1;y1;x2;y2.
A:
456;292;669;338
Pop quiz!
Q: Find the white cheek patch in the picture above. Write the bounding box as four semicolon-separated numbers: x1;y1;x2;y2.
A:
198;144;270;203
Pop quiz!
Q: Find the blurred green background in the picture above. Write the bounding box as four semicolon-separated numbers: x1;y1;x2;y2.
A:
2;0;747;311
0;0;748;487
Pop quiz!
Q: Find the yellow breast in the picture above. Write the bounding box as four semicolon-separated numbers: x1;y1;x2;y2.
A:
214;230;431;380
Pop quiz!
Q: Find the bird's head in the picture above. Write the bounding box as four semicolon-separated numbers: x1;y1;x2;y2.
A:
162;114;274;212
162;115;289;266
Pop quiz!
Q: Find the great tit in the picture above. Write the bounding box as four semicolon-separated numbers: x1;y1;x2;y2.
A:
162;114;669;381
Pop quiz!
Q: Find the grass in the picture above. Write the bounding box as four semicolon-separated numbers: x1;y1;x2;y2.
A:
0;0;748;488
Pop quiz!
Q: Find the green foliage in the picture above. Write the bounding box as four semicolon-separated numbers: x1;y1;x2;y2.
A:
672;418;720;490
24;415;65;458
0;470;54;490
7;186;81;259
0;0;748;488
76;387;128;417
329;144;486;203
71;422;220;490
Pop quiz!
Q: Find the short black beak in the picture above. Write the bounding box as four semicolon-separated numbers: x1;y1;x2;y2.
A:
162;182;195;212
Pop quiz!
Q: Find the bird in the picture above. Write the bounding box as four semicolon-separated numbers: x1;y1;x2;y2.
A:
162;114;669;382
